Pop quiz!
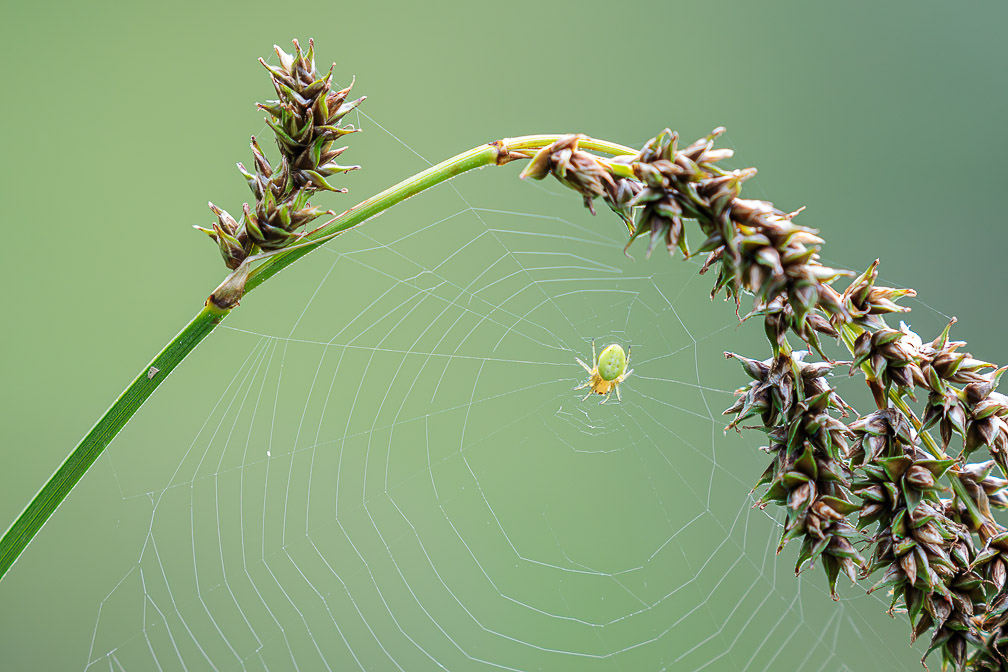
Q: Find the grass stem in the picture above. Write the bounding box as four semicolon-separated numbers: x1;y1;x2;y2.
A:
0;134;634;582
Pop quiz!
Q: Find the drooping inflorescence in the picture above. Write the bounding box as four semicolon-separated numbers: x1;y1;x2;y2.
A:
9;36;1006;670
196;39;365;270
520;129;1008;671
724;348;863;597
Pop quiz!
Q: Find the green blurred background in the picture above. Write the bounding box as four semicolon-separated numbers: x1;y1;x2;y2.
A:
2;1;1007;670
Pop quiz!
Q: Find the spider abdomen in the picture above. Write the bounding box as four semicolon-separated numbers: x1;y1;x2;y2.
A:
597;344;627;382
574;341;632;404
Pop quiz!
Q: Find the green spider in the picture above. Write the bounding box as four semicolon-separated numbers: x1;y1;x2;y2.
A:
575;341;633;403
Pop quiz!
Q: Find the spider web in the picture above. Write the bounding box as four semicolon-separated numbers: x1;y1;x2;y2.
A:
71;112;931;671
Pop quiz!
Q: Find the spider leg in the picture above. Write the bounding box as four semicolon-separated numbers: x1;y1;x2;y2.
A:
575;357;593;374
592;340;597;368
573;381;590;391
599;388;611;405
615;385;622;403
622;367;634;381
582;390;594;401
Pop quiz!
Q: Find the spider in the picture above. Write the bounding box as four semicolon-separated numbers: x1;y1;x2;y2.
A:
574;341;633;403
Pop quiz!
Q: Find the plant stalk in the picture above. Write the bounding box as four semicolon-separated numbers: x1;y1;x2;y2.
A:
0;134;635;583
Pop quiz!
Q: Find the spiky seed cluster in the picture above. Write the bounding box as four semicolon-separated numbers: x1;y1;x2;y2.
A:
859;318;1008;471
841;260;916;328
962;377;1008;466
204;203;253;270
624;128;737;259
724;350;863;596
630;130;855;351
972;514;1008;670
726;203;849;343
850;324;927;407
198;39;365;269
847;409;979;668
519;135;641;229
524;128;858;359
912;321;1002;455
518;125;1008;669
758;294;839;361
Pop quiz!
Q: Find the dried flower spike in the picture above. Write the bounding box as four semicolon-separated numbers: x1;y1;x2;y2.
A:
519;134;640;230
516;123;1008;668
197;39;365;269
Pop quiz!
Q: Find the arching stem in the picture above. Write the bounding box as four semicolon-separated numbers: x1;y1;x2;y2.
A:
0;134;636;583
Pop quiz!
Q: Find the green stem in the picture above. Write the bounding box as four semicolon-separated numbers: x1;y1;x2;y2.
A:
0;134;635;583
0;304;227;580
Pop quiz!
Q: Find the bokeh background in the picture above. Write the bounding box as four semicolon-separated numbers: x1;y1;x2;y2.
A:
2;1;1007;670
